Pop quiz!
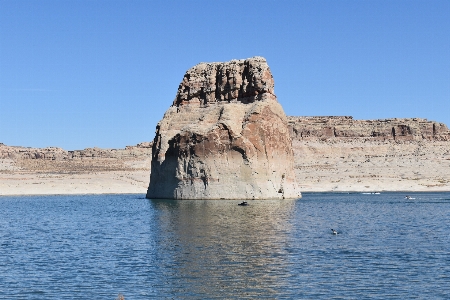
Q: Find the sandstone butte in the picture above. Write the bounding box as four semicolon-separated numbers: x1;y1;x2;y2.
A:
146;57;301;200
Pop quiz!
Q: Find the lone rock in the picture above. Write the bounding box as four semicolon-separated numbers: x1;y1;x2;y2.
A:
146;57;301;199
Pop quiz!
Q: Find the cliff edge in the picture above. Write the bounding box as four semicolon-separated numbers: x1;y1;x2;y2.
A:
288;116;450;141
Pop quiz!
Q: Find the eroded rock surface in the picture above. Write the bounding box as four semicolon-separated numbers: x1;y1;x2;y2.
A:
286;116;450;192
0;142;152;173
146;57;300;199
0;142;152;161
288;116;450;141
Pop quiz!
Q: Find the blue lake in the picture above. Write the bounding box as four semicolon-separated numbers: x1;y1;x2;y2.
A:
1;192;450;299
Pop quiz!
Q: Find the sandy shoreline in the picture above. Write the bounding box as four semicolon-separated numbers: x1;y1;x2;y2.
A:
2;138;450;196
0;169;450;196
293;139;450;193
0;170;150;196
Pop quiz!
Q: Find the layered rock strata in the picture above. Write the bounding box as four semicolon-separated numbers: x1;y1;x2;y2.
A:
0;142;153;173
288;116;450;141
146;57;300;199
286;116;450;192
0;142;152;160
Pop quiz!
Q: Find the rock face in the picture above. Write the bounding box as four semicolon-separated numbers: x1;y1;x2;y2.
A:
146;57;300;199
288;116;450;141
0;142;153;174
0;142;153;160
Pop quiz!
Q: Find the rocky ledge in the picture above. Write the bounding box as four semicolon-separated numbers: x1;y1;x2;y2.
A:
0;142;152;161
146;57;300;200
288;116;450;141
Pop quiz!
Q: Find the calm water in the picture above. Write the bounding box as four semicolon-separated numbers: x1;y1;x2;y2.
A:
1;192;450;299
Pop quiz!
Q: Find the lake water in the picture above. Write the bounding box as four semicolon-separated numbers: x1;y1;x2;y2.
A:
1;192;450;299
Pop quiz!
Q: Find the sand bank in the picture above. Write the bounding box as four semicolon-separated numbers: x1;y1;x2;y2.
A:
1;138;449;195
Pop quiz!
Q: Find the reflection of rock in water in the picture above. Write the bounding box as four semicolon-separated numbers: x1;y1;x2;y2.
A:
149;199;297;297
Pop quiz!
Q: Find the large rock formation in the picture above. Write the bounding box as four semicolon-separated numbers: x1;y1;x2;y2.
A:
146;57;300;199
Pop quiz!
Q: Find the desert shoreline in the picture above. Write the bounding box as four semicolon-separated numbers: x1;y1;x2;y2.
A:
2;139;450;196
2;116;450;196
1;189;449;197
1;169;449;197
1;168;449;197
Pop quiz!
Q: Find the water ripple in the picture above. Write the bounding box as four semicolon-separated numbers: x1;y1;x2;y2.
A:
0;193;449;298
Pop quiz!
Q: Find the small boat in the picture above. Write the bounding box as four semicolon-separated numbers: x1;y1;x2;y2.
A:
238;201;248;206
331;229;338;235
405;196;416;200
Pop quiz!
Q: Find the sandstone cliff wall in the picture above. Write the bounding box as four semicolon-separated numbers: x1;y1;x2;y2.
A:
288;116;450;141
0;142;152;160
4;115;448;163
0;142;153;173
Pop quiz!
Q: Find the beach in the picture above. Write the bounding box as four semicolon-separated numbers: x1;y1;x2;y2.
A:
0;150;152;195
1;138;449;195
293;139;450;192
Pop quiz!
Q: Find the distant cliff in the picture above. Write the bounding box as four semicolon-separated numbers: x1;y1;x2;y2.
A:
0;142;152;160
288;116;450;141
2;116;450;162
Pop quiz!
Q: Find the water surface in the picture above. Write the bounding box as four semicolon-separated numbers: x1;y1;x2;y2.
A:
1;192;449;299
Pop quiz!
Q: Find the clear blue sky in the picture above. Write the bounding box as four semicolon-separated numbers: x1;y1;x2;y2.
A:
1;0;449;150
